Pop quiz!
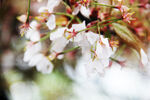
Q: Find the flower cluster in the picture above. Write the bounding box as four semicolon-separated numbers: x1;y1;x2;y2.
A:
18;0;150;74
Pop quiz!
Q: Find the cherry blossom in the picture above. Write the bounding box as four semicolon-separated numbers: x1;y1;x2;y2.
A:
23;42;53;74
25;21;40;42
95;35;113;60
73;5;91;18
38;0;62;30
36;54;53;74
18;0;150;75
23;42;42;62
50;21;87;54
72;0;91;18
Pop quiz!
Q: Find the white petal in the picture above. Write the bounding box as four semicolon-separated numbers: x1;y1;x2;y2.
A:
30;21;39;29
17;14;27;23
25;21;40;42
71;21;86;31
25;30;32;39
38;6;48;13
100;35;110;47
96;43;113;59
23;43;42;62
36;55;54;74
26;29;40;42
73;33;88;45
140;49;148;66
86;31;99;45
30;31;40;42
28;53;43;67
100;59;110;67
26;21;38;39
46;15;56;30
95;36;113;59
57;55;64;59
50;27;66;40
51;37;69;52
80;6;91;18
72;6;80;15
78;39;90;54
87;59;105;74
47;0;62;12
73;32;84;42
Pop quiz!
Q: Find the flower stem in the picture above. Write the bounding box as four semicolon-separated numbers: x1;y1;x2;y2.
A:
78;18;121;33
92;2;116;8
62;0;71;9
110;57;119;63
75;17;82;23
78;26;97;33
52;12;74;19
39;29;57;42
59;46;80;55
67;17;74;27
27;0;31;23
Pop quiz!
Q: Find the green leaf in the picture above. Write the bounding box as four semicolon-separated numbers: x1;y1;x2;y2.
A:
112;23;143;51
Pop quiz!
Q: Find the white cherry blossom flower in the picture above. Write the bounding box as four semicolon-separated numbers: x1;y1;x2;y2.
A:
36;54;54;74
47;0;61;12
82;49;109;74
23;42;54;74
71;21;86;32
72;5;91;18
50;27;69;53
86;58;107;74
51;37;69;53
38;0;62;30
25;21;40;42
38;0;62;13
23;42;42;62
50;22;87;53
17;14;27;23
86;31;100;45
46;14;56;30
50;27;66;41
66;21;86;42
95;35;113;60
82;35;114;72
28;53;44;67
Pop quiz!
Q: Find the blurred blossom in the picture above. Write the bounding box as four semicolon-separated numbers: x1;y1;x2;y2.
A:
10;82;41;100
37;0;43;3
1;50;15;71
65;56;150;100
15;54;30;70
